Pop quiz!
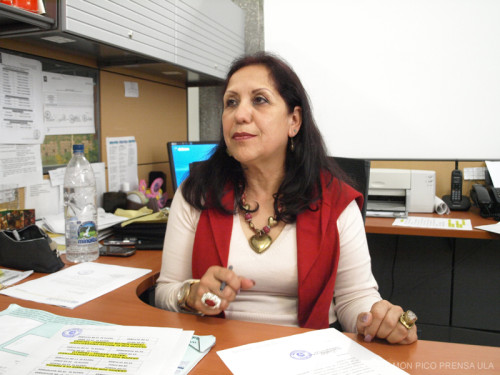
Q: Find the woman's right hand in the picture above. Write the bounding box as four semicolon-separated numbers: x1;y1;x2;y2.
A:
186;265;255;315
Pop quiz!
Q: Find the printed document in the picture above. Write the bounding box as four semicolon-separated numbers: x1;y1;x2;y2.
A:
106;136;139;192
0;52;44;144
0;144;44;189
0;304;214;375
218;328;407;375
24;179;62;219
392;217;472;230
0;305;192;375
0;304;109;373
42;72;95;135
0;262;151;308
18;325;191;375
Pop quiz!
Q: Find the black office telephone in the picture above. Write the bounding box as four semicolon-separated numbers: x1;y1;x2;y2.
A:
442;166;470;211
450;169;463;202
470;184;500;220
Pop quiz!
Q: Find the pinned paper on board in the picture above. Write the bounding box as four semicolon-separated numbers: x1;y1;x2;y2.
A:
42;72;96;135
0;52;44;145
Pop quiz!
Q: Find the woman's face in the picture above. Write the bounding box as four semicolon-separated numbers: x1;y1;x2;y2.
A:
222;64;301;168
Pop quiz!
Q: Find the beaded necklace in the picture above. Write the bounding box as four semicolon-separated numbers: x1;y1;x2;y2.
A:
240;192;279;254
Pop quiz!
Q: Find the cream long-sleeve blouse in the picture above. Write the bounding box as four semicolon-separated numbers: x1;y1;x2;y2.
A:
155;190;381;333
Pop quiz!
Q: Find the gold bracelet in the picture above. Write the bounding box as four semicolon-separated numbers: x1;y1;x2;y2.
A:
177;279;203;315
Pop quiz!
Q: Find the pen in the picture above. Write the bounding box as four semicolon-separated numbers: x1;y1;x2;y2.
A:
220;265;233;291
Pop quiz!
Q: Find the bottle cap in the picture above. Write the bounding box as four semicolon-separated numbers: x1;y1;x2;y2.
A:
73;144;84;152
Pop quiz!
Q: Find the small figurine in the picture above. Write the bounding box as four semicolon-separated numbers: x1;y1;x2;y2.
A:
139;178;168;208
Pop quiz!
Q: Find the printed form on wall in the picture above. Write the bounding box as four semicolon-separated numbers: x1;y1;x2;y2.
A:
0;52;45;195
106;136;139;192
42;72;95;135
0;52;44;144
0;144;43;191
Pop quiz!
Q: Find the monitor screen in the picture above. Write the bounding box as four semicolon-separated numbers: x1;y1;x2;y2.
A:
167;141;218;191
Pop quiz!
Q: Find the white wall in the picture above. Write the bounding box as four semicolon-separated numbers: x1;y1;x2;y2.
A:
264;0;500;160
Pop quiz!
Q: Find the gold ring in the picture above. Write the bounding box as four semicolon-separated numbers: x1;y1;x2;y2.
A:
399;310;418;329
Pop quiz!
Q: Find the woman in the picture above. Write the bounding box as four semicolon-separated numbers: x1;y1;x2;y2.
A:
155;52;417;344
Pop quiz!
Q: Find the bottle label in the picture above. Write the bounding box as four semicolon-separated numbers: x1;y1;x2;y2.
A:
76;221;98;244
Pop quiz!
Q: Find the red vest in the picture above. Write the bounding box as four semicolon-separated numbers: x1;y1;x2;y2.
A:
192;174;363;329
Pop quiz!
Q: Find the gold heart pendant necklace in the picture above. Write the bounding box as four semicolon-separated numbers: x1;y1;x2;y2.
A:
241;192;279;254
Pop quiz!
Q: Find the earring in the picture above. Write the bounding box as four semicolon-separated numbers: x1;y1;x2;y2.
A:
289;137;295;152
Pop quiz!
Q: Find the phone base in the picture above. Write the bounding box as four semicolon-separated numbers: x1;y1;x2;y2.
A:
442;195;471;211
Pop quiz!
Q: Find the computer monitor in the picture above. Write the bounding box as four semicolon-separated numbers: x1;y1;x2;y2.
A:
167;141;218;191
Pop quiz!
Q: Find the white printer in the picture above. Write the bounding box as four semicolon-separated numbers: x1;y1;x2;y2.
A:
367;169;436;217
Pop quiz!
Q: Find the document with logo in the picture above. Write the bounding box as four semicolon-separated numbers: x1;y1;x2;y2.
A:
217;328;407;375
13;323;191;375
0;304;212;375
0;263;151;308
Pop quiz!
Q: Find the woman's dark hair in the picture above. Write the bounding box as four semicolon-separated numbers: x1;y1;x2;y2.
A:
182;51;345;222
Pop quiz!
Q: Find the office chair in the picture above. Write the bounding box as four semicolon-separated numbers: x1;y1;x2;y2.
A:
327;156;371;332
329;156;371;222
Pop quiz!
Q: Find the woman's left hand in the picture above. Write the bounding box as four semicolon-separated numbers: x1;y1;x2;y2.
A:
356;300;418;344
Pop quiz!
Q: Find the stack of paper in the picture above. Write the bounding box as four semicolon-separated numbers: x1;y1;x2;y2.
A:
0;304;215;375
42;208;128;235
